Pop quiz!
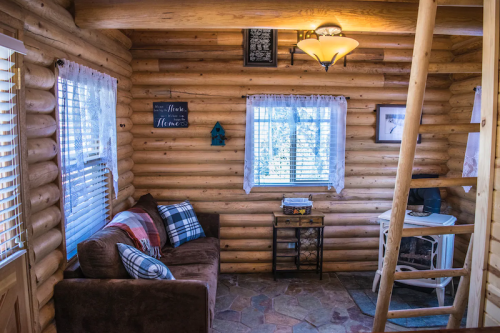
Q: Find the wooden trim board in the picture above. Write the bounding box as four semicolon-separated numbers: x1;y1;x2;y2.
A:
468;0;500;327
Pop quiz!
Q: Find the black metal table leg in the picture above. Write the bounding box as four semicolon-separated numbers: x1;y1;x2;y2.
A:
320;228;324;280
273;226;277;281
316;227;320;276
297;227;301;271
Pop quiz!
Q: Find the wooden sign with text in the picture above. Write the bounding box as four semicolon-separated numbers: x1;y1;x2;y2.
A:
153;102;188;128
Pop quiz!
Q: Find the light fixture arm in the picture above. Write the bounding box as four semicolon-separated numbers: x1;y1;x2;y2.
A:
296;30;319;43
313;52;339;72
289;47;296;66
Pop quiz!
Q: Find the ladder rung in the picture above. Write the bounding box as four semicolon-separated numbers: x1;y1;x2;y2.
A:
419;123;480;134
394;268;468;280
410;177;477;188
401;224;474;237
388;306;455;319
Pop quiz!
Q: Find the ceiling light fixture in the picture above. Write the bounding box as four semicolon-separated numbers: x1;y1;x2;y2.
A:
296;25;359;72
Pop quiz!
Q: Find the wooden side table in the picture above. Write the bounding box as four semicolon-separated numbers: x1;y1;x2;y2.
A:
272;210;325;281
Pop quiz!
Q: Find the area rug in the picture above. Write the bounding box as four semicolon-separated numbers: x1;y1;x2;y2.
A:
338;272;467;328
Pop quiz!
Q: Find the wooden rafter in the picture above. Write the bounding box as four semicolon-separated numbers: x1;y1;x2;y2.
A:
74;0;482;35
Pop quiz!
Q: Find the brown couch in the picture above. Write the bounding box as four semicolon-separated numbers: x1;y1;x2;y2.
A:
54;203;220;333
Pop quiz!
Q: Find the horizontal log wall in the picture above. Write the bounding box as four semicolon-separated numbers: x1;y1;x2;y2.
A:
128;30;476;274
445;36;481;270
1;0;134;331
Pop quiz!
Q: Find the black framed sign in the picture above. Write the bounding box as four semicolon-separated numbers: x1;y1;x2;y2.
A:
243;29;278;67
153;102;188;128
375;104;421;143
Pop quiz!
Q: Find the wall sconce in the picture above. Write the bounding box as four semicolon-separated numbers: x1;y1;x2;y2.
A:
291;25;359;72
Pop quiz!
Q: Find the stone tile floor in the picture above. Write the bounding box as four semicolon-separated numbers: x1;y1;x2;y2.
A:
214;272;430;333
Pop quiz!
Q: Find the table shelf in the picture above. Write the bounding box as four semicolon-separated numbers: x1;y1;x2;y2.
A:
275;263;298;271
276;238;298;243
276;249;298;257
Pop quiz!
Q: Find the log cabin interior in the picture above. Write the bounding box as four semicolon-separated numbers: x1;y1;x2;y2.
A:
0;0;499;332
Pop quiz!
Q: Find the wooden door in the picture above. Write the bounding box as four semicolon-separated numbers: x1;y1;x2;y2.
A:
0;252;32;333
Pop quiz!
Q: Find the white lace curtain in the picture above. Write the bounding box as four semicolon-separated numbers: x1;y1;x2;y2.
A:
58;60;118;209
462;86;481;192
244;94;347;194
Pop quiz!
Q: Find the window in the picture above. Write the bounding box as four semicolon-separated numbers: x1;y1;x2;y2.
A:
57;60;118;260
0;32;26;265
243;95;347;194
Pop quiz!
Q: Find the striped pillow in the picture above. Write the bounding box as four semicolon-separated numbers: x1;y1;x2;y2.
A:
157;200;205;248
117;243;175;280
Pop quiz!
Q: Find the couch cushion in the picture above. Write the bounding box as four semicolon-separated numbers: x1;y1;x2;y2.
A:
133;193;168;247
78;227;134;279
169;262;218;326
160;236;219;325
160;237;219;267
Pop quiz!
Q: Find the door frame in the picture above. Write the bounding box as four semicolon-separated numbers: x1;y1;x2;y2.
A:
0;9;35;333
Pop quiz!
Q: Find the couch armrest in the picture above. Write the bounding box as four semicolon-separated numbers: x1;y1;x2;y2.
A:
197;213;220;239
54;279;209;333
63;259;84;279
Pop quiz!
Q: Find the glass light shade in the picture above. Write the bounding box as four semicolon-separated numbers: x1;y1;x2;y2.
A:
297;35;359;71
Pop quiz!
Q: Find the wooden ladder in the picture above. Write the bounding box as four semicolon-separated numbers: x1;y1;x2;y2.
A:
371;0;478;331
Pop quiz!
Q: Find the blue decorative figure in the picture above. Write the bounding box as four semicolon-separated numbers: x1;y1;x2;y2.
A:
211;122;226;146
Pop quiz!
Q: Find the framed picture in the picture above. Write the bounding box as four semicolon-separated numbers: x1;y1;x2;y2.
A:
243;29;278;67
375;104;421;143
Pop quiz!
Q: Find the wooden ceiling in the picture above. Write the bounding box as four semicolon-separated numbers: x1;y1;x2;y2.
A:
74;0;483;36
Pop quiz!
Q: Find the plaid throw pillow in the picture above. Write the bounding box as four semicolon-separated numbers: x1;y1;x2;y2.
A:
117;243;175;280
157;201;205;248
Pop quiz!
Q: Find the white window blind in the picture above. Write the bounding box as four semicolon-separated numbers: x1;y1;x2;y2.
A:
244;95;347;194
58;76;110;260
0;44;24;265
254;106;331;184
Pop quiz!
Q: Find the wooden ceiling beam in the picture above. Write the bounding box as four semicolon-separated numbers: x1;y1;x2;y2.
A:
74;0;483;36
